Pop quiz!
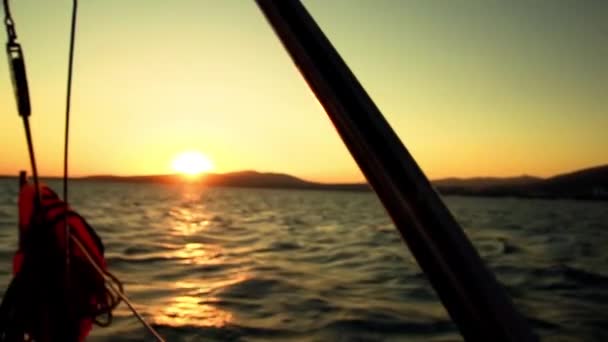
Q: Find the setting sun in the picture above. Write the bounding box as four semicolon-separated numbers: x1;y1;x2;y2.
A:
172;151;214;176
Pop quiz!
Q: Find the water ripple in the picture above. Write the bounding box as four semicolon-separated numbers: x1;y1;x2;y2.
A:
0;181;606;341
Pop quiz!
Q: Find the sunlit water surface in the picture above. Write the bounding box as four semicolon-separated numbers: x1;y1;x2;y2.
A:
0;180;606;341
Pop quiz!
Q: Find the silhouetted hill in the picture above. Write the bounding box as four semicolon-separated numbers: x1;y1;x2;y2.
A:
3;165;606;200
204;171;310;188
521;165;608;199
82;174;181;183
434;165;608;200
432;176;542;189
81;171;370;192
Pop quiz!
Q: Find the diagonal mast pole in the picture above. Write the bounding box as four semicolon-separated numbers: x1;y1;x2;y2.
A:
255;1;537;341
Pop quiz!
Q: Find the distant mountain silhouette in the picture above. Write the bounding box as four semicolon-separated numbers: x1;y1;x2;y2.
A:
433;165;608;200
432;175;542;189
510;165;608;199
81;171;370;192
3;164;607;200
205;170;311;188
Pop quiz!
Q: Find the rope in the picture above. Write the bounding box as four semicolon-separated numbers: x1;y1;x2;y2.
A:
71;236;166;342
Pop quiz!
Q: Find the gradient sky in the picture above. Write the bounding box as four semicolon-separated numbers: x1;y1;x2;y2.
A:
1;0;606;182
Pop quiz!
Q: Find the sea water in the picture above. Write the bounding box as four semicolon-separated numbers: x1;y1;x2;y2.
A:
0;179;606;341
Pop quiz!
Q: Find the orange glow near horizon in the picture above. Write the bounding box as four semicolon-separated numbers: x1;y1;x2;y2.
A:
0;1;606;182
171;151;214;177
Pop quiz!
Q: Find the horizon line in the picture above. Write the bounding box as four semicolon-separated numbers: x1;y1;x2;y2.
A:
1;163;606;184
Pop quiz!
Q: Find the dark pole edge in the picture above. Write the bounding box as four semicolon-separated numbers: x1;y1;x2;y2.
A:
254;1;537;341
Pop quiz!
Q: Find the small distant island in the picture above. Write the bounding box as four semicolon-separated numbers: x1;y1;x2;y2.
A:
2;165;607;201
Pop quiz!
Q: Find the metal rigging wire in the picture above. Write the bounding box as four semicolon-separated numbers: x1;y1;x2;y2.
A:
61;1;164;340
4;0;41;208
63;0;77;293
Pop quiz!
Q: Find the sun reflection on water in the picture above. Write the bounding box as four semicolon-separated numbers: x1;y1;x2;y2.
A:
154;295;233;328
172;242;222;265
168;203;213;236
169;206;210;235
153;273;249;328
151;191;250;328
